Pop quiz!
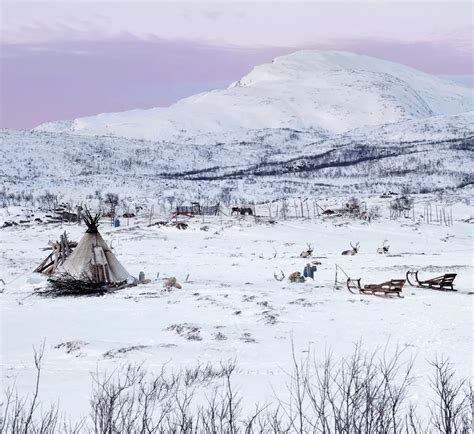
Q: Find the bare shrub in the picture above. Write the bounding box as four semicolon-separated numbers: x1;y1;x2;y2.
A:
1;344;472;433
294;344;415;433
89;364;176;433
429;358;473;434
103;193;119;217
0;341;82;433
37;192;61;211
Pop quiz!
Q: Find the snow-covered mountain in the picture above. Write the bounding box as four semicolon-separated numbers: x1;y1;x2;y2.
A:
2;50;472;201
36;50;473;141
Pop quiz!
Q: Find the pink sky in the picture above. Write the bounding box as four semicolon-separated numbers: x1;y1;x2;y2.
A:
1;1;473;129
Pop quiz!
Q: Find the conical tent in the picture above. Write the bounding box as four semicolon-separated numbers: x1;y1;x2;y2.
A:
57;211;134;284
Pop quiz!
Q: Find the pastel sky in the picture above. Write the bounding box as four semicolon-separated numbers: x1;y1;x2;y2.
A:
1;1;473;129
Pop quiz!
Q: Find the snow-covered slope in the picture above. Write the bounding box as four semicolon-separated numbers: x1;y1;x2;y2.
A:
5;50;472;200
344;111;474;143
35;50;473;141
3;109;473;201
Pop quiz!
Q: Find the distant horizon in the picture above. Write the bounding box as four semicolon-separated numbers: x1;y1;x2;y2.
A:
2;1;472;129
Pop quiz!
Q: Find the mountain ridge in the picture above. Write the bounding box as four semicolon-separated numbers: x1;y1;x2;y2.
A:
35;50;473;141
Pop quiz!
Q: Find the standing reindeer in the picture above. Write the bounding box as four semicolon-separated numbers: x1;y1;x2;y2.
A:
300;243;313;258
231;207;253;216
377;240;390;254
341;241;359;256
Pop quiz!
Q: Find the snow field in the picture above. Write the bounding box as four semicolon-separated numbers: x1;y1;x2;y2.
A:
1;203;472;420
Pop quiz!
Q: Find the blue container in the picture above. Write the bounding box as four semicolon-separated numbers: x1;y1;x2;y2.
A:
304;264;317;279
114;218;121;227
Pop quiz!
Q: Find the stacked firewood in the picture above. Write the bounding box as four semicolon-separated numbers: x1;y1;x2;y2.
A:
34;232;77;274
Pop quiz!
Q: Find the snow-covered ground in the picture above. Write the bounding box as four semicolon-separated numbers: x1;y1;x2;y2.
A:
1;199;472;421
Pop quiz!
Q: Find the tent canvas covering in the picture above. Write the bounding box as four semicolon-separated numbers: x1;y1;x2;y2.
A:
57;228;133;285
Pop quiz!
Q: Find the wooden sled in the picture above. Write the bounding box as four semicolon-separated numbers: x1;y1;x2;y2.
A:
347;278;405;297
406;271;457;291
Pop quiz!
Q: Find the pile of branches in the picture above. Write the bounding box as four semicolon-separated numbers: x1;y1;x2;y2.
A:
34;232;77;275
36;275;125;297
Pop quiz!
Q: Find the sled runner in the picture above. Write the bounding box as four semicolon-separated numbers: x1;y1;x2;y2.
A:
406;271;457;291
347;278;405;297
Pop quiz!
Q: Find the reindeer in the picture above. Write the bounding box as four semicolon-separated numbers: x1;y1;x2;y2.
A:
377;240;390;254
300;243;313;258
289;271;305;283
341;241;359;256
231;206;253;216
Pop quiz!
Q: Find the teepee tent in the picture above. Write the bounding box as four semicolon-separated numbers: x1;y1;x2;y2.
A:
57;211;134;284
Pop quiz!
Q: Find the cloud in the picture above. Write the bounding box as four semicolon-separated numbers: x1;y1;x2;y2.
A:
3;1;472;46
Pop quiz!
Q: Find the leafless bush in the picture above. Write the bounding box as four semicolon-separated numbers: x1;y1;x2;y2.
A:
89;364;176;433
89;360;239;433
103;193;119;218
340;197;379;222
0;341;82;433
0;190;35;208
2;345;472;433
345;196;361;213
36;192;61;212
0;188;7;208
428;358;473;434
219;186;233;207
292;344;415;433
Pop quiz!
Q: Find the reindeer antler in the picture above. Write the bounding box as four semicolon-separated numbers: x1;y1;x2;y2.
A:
274;270;285;281
350;241;360;251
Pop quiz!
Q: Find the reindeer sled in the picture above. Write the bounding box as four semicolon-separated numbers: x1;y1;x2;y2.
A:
347;278;405;298
406;270;457;291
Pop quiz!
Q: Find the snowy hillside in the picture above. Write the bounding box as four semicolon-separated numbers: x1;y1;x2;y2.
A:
35;50;473;141
2;113;473;201
1;50;472;202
